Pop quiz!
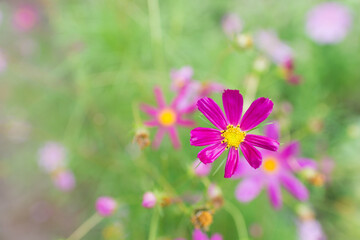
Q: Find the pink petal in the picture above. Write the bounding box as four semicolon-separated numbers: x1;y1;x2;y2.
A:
244;134;279;151
240;141;262;169
280;141;300;159
240;97;274;131
140;103;158;116
154;87;166;108
267;179;283;209
232;158;256;178
210;234;223;240
296;158;318;171
168;127;180;149
222;89;243;126
190;127;223;146
198;142;227;164
152;128;166;149
264;122;280;141
177;118;196;127
197;97;228;130
235;176;263;202
224;147;240;178
280;173;309;201
192;229;209;240
144;119;159;127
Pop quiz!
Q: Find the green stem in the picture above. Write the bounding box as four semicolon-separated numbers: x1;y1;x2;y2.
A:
224;202;249;240
149;209;160;240
66;213;103;240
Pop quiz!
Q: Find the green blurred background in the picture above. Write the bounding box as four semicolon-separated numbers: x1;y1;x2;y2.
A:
1;0;360;239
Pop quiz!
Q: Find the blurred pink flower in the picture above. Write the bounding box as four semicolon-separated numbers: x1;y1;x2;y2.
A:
142;192;157;208
38;142;66;173
297;219;327;240
96;196;118;217
190;90;279;178
221;13;243;37
171;66;194;92
176;229;223;240
140;87;195;149
0;51;6;73
234;123;315;209
193;159;212;177
13;5;39;31
52;170;75;192
306;2;352;44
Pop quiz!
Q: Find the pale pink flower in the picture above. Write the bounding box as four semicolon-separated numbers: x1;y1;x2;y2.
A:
222;13;243;37
171;66;194;92
38;142;66;173
52;170;75;192
297;219;327;240
13;5;39;31
96;196;118;217
306;2;352;44
193;159;212;177
142;192;157;208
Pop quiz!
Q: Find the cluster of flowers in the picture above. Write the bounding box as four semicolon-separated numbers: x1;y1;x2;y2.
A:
38;142;76;192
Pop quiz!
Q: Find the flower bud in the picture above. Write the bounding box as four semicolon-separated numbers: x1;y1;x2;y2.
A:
142;192;157;208
236;34;253;49
96;196;118;217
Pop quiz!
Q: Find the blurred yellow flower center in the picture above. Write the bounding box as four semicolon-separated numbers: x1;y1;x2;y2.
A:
263;158;278;172
158;109;176;126
221;125;246;149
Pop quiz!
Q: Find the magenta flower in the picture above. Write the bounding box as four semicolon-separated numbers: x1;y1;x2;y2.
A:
171;66;194;92
52;170;75;192
142;192;157;208
193;159;212;177
141;87;195;149
13;5;39;32
297;219;327;240
38;142;66;173
221;13;243;37
234;123;315;209
190;89;279;178
306;2;352;44
175;229;223;240
96;196;118;217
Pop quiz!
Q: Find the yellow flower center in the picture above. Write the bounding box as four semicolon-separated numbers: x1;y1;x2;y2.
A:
158;109;176;126
221;125;246;149
263;157;278;172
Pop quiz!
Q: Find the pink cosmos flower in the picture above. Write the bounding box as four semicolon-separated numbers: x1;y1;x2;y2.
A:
306;2;352;44
297;219;327;240
96;196;118;217
234;123;314;209
141;87;195;149
175;229;223;240
38;142;66;173
221;13;243;37
52;170;75;192
193;159;212;177
171;66;194;92
13;5;39;32
142;192;157;208
190;89;279;178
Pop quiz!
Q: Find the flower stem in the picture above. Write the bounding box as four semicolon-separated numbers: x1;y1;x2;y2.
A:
224;202;249;240
66;213;102;240
147;0;164;70
149;209;160;240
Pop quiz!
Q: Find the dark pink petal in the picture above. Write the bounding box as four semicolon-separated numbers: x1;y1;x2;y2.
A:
144;119;159;127
210;234;223;240
197;142;227;164
224;147;240;178
177;118;196;127
267;179;282;209
140;103;158;116
152;128;166;149
190;127;223;146
192;229;208;240
280;173;309;201
240;97;274;131
168;127;180;149
197;97;228;130
244;134;279;151
222;89;243;126
264;122;280;141
280;141;300;159
154;87;166;108
240;141;262;169
235;176;263;202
